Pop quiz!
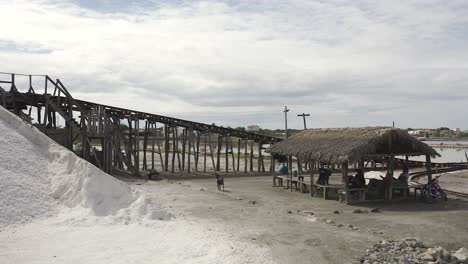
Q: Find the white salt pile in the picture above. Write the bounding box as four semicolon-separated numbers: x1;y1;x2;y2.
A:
0;106;163;228
0;106;274;264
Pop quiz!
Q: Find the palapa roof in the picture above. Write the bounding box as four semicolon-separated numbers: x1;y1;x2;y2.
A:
267;127;440;163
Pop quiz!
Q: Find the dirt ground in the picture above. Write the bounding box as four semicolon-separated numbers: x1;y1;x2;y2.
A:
126;174;468;264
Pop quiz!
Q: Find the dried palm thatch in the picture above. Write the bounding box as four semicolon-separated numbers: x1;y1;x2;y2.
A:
267;127;439;164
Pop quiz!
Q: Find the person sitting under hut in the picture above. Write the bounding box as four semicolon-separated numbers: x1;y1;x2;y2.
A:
348;168;366;189
397;165;409;186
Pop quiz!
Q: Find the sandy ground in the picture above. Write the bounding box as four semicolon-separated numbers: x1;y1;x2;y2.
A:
129;174;468;264
437;169;468;193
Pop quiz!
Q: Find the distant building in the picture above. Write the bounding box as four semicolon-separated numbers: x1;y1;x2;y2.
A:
408;130;430;138
246;125;261;132
455;128;461;137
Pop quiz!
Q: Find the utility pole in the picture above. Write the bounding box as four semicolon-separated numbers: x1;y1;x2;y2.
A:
284;106;290;138
297;113;310;130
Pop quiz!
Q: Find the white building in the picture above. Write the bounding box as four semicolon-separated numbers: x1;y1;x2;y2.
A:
246;125;261;132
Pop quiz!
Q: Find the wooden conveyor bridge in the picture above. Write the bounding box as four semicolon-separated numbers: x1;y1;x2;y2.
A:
0;72;282;177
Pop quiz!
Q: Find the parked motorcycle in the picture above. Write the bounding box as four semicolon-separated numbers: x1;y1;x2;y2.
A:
421;176;448;202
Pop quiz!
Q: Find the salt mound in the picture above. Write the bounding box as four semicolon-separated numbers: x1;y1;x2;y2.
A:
0;106;165;228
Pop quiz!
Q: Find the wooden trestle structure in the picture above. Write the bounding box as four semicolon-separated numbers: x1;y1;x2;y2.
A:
0;72;281;176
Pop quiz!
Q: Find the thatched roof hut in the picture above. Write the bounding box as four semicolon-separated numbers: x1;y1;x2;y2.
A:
267;127;439;164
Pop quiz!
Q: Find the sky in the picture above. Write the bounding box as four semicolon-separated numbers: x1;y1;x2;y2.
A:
1;0;468;130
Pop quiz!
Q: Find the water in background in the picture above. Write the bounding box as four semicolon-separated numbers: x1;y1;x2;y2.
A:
408;141;468;163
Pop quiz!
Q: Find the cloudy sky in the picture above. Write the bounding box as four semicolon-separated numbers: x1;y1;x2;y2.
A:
1;0;467;129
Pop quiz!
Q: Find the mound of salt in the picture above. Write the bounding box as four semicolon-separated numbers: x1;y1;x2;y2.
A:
0;106;167;228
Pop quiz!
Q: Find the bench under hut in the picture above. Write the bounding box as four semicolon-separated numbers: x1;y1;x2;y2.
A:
267;127;440;203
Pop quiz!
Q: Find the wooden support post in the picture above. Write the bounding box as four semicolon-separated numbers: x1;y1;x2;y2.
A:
271;154;276;186
181;129;186;171
188;130;192;173
164;125;170;171
230;137;235;173
208;134;216;171
289;155;293;192
174;127;181;171
244;140;248;173
37;106;42;126
135;119;140;175
143;121;148;170
249;141;254;172
225;136;229;172
426;155;432;183
151;122;155;170
297;159;302;174
155;124;164;171
342;161;349;203
203;134;207;173
237;138;241;172
171;126;176;173
216;135;222;171
195;132;200;172
257;143;262;172
310;160;315;196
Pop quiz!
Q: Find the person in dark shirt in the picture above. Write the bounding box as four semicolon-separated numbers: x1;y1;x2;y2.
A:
348;168;366;188
397;165;409;186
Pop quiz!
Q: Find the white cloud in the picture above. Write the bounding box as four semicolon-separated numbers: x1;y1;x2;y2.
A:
1;0;468;129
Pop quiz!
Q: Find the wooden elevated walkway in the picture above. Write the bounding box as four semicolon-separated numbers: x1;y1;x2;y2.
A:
0;72;282;177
